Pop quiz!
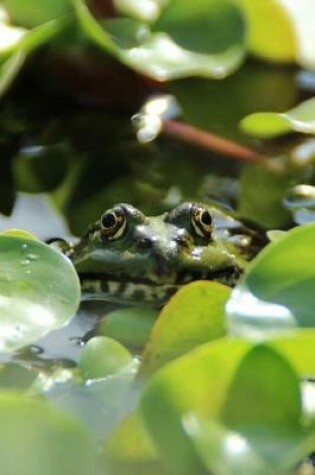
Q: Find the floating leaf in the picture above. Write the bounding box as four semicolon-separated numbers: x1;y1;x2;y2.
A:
99;306;158;349
0;392;94;475
241;97;315;138
140;341;315;475
226;224;315;338
74;0;246;80
139;281;229;377
0;235;80;352
79;336;133;380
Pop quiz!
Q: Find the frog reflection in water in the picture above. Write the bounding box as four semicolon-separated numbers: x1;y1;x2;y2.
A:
68;203;263;306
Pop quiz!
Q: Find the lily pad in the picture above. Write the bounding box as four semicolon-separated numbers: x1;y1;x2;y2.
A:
0;392;94;475
0;235;80;352
139;281;229;377
240;97;315;138
74;0;246;80
226;223;315;337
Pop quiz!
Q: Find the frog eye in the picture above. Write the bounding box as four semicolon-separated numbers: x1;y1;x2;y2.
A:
191;205;213;238
100;207;127;240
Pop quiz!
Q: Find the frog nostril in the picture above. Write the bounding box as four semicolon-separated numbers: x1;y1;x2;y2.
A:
137;238;152;252
175;235;190;249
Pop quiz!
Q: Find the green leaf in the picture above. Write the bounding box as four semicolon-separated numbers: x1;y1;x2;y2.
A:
104;412;165;475
139;281;229;377
0;50;26;98
0;19;65;99
74;0;246;80
186;346;315;475
0;363;37;391
270;329;315;378
0;235;80;352
141;341;315;475
226;223;315;337
98;306;158;349
140;338;250;475
2;0;72;28
0;392;94;475
79;336;133;379
241;97;315;138
236;0;297;63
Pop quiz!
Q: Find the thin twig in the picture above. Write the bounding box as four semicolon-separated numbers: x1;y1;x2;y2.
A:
163;119;265;163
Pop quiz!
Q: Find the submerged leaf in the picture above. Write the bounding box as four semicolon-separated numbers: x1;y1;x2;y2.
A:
241;97;315;138
0;235;80;352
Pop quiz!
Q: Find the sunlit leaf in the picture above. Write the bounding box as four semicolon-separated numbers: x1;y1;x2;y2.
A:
226;224;315;338
141;341;315;475
139;281;229;377
2;0;71;28
0;235;80;352
0;392;94;475
74;0;246;80
241;97;315;138
79;336;133;379
140;338;249;475
270;329;315;378
236;0;297;63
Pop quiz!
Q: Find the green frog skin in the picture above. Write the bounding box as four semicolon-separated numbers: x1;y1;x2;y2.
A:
68;202;263;306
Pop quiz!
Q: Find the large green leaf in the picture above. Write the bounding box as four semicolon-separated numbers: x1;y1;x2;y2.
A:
0;234;80;352
74;0;246;80
0;19;65;98
139;281;229;377
0;392;94;475
226;223;315;336
2;0;71;28
140;341;315;475
241;97;315;138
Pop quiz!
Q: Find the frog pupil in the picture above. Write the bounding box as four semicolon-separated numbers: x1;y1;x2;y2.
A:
201;211;212;226
102;212;116;228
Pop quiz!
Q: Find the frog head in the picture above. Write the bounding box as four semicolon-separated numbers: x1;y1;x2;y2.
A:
71;202;250;304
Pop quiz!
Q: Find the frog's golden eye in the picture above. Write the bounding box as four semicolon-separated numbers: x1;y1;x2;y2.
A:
100;207;127;240
191;205;213;238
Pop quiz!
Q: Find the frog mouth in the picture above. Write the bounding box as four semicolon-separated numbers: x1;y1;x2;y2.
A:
79;266;240;304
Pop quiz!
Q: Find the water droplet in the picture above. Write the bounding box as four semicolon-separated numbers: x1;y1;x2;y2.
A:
21;243;28;250
26;253;39;261
20;259;31;266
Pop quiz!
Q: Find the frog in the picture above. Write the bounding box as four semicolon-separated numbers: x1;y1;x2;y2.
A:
64;202;265;306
